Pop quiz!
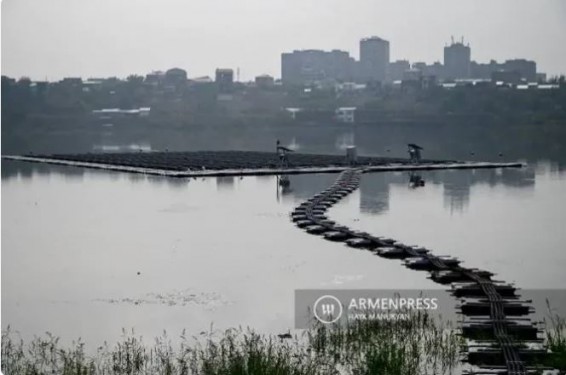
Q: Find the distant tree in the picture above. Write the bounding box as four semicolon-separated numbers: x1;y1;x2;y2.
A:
17;77;32;87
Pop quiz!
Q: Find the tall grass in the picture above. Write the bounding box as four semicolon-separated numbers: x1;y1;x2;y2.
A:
1;312;461;375
544;300;566;370
306;309;463;375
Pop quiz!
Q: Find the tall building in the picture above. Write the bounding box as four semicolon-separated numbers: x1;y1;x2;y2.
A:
215;68;234;92
444;38;471;80
388;60;410;82
504;59;537;82
359;36;390;83
281;49;355;85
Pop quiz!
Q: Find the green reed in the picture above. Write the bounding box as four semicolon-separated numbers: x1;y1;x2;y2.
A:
0;311;465;375
544;300;566;370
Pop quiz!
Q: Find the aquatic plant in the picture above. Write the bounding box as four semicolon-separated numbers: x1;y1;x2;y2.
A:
0;312;466;375
544;300;566;370
306;309;463;375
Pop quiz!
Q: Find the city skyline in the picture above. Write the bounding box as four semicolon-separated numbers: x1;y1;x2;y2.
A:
1;0;566;81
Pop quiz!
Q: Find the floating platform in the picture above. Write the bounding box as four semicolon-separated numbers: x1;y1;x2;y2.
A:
345;237;375;248
462;319;540;341
459;298;533;316
431;269;493;284
467;345;547;367
2;151;523;177
404;255;460;270
452;282;517;298
376;246;429;259
288;168;548;372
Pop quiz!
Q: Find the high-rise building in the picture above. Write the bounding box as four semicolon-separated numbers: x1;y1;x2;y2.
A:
444;38;471;80
215;68;234;92
359;36;390;83
281;49;355;85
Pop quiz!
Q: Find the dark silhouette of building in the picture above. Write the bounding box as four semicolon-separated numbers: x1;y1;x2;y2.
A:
164;68;187;84
411;61;444;81
215;68;234;92
470;59;537;82
388;60;410;82
359;36;390;83
470;60;502;79
255;74;275;88
444;37;471;80
281;49;355;85
145;71;165;86
491;70;522;84
504;59;537;82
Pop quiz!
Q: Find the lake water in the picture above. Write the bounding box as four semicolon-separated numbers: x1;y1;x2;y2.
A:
2;159;566;349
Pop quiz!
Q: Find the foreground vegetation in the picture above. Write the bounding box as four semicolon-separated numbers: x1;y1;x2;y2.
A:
546;307;566;371
2;312;463;375
2;310;565;375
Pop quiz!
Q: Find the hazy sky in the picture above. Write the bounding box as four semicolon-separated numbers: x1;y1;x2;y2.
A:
1;0;565;81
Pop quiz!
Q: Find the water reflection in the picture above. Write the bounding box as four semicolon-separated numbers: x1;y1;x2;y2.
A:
1;161;192;190
127;173;147;184
275;175;293;202
359;172;391;214
284;164;539;214
408;173;425;189
216;176;235;191
0;160;547;216
164;178;190;190
279;173;338;201
2;160;84;181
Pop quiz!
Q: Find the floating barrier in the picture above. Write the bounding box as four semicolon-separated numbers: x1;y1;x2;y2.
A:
467;345;547;367
323;231;352;241
430;269;493;284
462;319;539;341
452;283;517;298
376;246;429;259
305;225;327;235
295;220;314;228
289;167;547;374
404;255;460;270
459;298;533;317
345;237;375;248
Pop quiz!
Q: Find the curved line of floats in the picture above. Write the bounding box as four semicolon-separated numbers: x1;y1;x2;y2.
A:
290;168;546;375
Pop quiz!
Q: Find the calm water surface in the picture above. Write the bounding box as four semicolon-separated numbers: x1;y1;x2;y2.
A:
2;160;566;348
